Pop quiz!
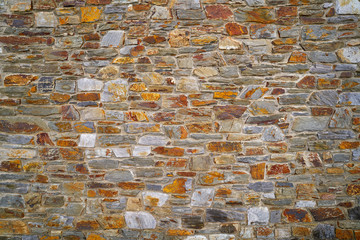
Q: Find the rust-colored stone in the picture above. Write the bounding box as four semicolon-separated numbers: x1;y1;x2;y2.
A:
0;160;22;172
207;142;242;152
347;184;360;196
75;220;100;230
311;107;334;116
143;35;166;44
336;229;353;240
4;74;38;86
77;93;100;101
296;76;316;89
288;51;307;63
80;7;103;23
153;147;185;156
225;22;248;36
277;6;297;17
267;164;290;175
163;178;188;194
309;207;345;221
339;141;360;149
250;163;266;180
205;5;233;20
283;209;312;222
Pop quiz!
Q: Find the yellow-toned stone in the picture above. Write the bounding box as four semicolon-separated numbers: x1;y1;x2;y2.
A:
87;233;105;240
81;7;102;23
213;91;238;99
191;36;218;45
127;197;142;211
112;57;135;64
141;93;161;101
130;83;147;92
23;162;45;173
126;111;149;121
0;220;29;234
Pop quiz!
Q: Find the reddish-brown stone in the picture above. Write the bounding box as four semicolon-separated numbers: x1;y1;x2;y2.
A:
4;74;38;86
207;142;242;152
277;6;297;17
0;120;43;133
0;36;54;45
205;5;233;20
59;148;84;161
225;23;248;36
213;105;247;120
267;164;290;175
86;0;112;4
250;163;265;180
37;133;55;146
309;208;345;221
296;76;316;89
143;35;166;44
75;220;100;230
335;229;354;240
347;184;360;196
77;93;100;101
0;160;22;172
311;107;334;116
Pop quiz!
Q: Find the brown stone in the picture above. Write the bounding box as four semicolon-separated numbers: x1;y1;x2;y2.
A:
37;133;55;146
0;120;43;133
225;23;248;36
277;6;297;17
50;93;71;103
169;29;190;48
336;229;354;240
86;0;111;4
163;178;189;194
207;142;242;152
0;160;22;172
309;208;345;221
99;216;125;229
347;184;360;196
153;147;185;156
288;52;306;63
0;220;29;234
0;36;54;45
75;220;100;230
77;93;100;101
205;5;233;20
213;105;247;120
143;35;166;44
292;226;311;237
250;163;266;180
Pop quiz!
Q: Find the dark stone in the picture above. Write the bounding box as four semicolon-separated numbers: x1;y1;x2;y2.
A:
219;223;237;233
348;206;360;220
313;224;335;240
181;215;204;229
248;182;274;193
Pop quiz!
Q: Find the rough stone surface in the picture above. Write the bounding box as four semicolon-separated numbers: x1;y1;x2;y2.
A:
0;0;359;238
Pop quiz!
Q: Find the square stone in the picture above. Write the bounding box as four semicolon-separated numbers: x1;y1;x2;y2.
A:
78;134;96;147
35;12;56;27
248;207;269;225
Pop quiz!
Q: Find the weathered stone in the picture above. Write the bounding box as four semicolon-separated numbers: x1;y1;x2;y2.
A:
248;182;274;193
337;47;360;63
339;92;360;105
225;22;248;36
262;126;285;142
248;207;269;225
308;91;339;106
283;209;312;222
81;7;102;23
35;12;56;27
169;29;190;48
177;77;199;93
313;224;335;240
105;170;134;182
101;30;125;47
191;188;214;207
142;191;169;206
302;25;336;41
205;5;233;20
335;0;360;14
124;211;156;229
235;8;275;23
101;79;127;102
219;37;243;50
206;209;245;222
138;135;169;146
329;108;352;128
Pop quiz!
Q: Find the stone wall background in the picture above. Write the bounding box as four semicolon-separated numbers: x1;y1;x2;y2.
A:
0;0;360;239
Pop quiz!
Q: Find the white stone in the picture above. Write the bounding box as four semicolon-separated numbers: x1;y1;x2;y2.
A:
177;77;200;93
185;236;208;240
248;207;269;225
113;148;131;158
295;200;316;208
105;110;125;121
151;6;172;19
262;126;285;142
142;191;169;206
101;79;128;102
78;134;96;147
191;188;214;207
78;78;104;91
209;234;236;240
101;30;125;47
335;0;360;14
81;108;105;120
219;37;242;50
133;146;151;157
138;135;170;146
263;192;276;199
125;211;156;229
276;228;291;238
85;148;112;158
35;12;56;27
193;67;218;78
240;227;254;238
338;47;360;63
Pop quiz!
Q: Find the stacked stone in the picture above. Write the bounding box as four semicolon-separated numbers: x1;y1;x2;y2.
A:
0;0;360;239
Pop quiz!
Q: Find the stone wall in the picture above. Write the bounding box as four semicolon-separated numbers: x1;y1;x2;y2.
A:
0;0;360;239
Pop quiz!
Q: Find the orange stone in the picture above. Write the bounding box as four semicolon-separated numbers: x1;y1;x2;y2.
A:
277;6;297;17
81;7;103;23
186;123;212;133
288;51;307;63
75;220;100;230
267;164;290;175
191;100;217;106
0;220;29;234
50;93;71;103
292;226;311;236
163;178;189;194
0;160;21;172
141;93;161;101
296;76;316;89
143;35;166;44
64;182;85;193
98;189;118;197
200;171;225;184
112;57;135;64
347;184;360;196
213;91;238;99
167;229;193;236
77;93;100;101
339;141;360;149
87;233;105;240
118;182;145;190
311;107;334;116
4;74;38;86
335;229;353;240
153;147;185;156
130;83;147;92
225;22;248;36
207;142;242;152
250;163;266;180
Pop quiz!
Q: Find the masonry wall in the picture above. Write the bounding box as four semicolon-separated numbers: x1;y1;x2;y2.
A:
0;0;360;239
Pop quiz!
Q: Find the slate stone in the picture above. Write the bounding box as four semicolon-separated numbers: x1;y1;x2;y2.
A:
138;135;170;146
88;160;119;169
313;224;335;240
308;52;337;63
333;153;350;162
302;25;336;41
262;126;285;142
318;130;356;140
191;188;215;207
292;116;329;131
0;195;25;208
37;77;54;93
348;206;360;220
77;78;103;91
182;215;204;229
248;182;274;193
55;80;76;93
339;92;360;105
142;191;169;207
329;108;352;128
335;0;360;15
206;209;245;222
0;183;29;194
105;170;134;182
270;210;281;223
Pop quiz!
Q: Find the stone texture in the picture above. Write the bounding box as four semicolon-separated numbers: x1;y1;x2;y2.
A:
125;211;156;229
191;188;215;207
101;30;125;47
248;207;269;225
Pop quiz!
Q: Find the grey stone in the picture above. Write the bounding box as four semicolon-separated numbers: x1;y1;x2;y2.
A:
98;135;136;146
174;0;201;10
185;236;207;240
338;47;360;63
292;116;329;132
35;12;56;27
310;64;333;74
248;207;269;225
190;155;212;171
282;64;310;73
65;203;84;216
302;25;337;41
181;215;204;229
125;211;156;229
133;146;151;157
0;194;25;208
0;183;29;193
353;148;360;161
6;135;33;145
105;197;126;210
38;77;54;93
135;168;163;178
329;108;352;128
295;200;316;208
308;91;339;106
279;94;308;105
308;52;337;63
313;224;335;240
270;210;281;223
105;170;134;182
240;85;268;99
176;10;206;20
243;126;263;134
101;30;125;47
209;235;236;240
191;188;215;207
262;199;293;206
219;66;239;78
339;92;360;105
248;182;274;193
46;215;74;229
206;209;245;222
318;130;356;140
328;16;358;23
245;0;265;6
348;206;360;220
333;153;350;162
138;135;170;146
88;160;119;169
335;0;360;14
77;78;103;91
262;126;285;142
177;77;199;93
151;6;172;20
101;79;128;102
55;80;76;93
249;101;276;115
